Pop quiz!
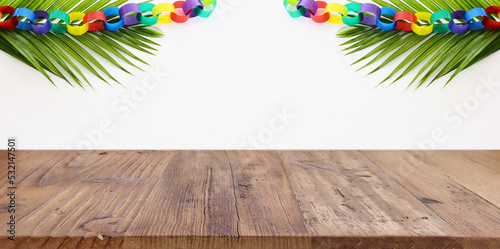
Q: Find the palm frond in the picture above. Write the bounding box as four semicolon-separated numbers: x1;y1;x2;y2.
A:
339;0;500;89
0;0;164;89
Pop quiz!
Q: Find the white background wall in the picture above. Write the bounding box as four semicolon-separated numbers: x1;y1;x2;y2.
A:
2;0;500;150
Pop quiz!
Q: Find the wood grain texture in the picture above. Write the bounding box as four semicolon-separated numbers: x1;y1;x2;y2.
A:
225;151;309;237
125;151;239;237
409;151;500;208
450;151;500;174
0;150;499;249
361;151;500;238
280;151;456;237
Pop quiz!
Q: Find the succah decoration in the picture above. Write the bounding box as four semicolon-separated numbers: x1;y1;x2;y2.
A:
285;0;500;35
0;0;216;35
286;0;500;89
0;0;215;88
2;0;500;89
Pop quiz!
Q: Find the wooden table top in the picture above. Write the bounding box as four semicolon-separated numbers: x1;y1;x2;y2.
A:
0;151;499;249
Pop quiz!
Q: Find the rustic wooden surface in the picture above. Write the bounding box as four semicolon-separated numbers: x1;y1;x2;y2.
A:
0;151;499;249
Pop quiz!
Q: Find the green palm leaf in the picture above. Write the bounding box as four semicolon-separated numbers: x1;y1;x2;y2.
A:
0;0;164;89
338;0;500;89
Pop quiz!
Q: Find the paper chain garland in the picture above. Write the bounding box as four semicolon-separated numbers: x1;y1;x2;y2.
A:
284;0;500;35
0;0;216;36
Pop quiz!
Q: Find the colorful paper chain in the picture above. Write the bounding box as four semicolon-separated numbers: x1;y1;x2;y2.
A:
0;0;216;36
285;0;500;35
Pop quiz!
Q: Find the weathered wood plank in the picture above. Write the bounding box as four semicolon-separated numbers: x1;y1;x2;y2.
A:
311;237;500;249
451;151;500;174
0;150;499;249
125;151;239;237
10;152;162;236
362;150;500;238
280;151;457;237
409;150;500;209
225;151;310;238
